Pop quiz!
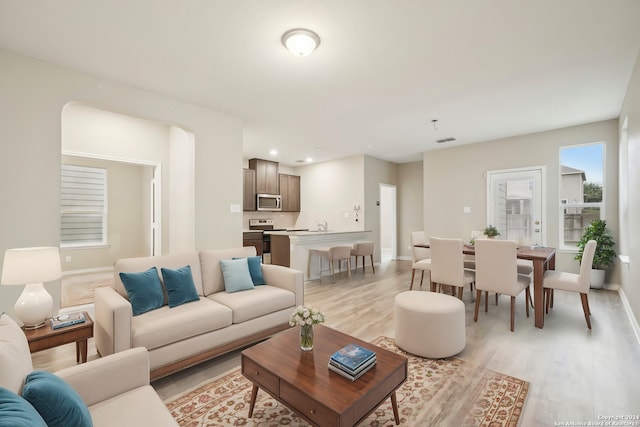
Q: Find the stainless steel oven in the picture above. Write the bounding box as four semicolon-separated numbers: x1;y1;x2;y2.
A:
249;219;277;254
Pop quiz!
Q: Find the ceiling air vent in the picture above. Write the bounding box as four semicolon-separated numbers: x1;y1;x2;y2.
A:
436;137;456;143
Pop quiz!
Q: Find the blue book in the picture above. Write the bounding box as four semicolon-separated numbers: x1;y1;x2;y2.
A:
50;313;86;330
329;344;376;372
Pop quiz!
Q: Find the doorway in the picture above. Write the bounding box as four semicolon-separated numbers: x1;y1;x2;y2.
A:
379;184;397;262
487;167;546;246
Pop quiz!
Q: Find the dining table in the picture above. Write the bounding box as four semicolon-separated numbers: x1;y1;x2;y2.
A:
414;243;556;329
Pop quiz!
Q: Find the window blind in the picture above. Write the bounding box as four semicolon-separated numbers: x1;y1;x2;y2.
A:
61;164;106;246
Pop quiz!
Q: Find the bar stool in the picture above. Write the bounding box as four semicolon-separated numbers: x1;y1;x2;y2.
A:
311;246;352;281
350;241;375;274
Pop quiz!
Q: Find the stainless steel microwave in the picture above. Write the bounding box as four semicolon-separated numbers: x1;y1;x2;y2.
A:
257;193;282;211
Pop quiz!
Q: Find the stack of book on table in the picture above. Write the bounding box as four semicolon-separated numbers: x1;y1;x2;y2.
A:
328;343;376;381
50;312;86;330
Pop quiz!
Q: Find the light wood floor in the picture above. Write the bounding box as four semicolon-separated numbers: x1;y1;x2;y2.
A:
32;260;640;426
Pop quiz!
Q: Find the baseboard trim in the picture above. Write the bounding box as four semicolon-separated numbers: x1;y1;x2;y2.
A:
618;286;640;346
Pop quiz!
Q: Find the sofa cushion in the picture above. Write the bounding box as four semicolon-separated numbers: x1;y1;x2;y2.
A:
200;247;257;295
131;299;232;351
220;258;254;293
0;314;33;394
160;265;199;308
114;252;204;299
22;371;92;427
0;387;47;427
119;267;165;316
209;285;296;323
233;256;266;285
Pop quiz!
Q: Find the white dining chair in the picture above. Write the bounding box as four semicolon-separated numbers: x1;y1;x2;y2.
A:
429;237;475;299
543;239;597;329
410;231;432;290
474;239;531;331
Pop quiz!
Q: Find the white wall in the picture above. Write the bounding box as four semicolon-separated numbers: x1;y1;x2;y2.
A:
295;155;365;231
364;156;398;262
62;103;171;252
0;48;243;318
60;155;150;271
169;126;195;252
397;161;424;260
423;119;620;282
618;50;640;326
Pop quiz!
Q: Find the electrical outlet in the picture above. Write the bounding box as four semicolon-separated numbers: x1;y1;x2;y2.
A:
65;256;72;263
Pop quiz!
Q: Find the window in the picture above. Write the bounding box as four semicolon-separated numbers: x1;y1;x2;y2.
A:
61;164;107;247
559;143;604;250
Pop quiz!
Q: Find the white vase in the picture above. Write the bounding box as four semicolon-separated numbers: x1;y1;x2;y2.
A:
590;269;605;289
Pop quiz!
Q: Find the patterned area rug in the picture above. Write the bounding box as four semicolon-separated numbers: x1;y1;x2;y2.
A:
164;336;528;426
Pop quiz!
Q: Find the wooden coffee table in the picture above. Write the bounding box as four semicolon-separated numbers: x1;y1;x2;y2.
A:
241;324;407;426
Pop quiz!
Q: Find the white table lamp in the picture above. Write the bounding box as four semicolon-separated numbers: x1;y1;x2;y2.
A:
1;247;61;329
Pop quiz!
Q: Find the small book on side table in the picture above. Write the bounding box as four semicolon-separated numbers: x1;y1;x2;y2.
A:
50;312;86;330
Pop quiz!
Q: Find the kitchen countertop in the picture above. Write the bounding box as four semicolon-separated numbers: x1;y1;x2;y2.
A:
266;229;369;236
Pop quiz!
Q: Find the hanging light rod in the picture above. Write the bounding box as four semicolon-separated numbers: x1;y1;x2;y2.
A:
282;28;321;57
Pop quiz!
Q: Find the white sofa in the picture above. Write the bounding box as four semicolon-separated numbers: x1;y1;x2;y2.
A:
0;313;177;426
95;247;304;379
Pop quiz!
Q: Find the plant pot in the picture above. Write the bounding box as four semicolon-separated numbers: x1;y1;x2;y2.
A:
590;269;605;289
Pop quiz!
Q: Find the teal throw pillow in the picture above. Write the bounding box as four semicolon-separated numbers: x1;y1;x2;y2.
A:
160;265;200;308
220;258;255;293
119;267;165;315
0;387;47;427
22;371;92;427
232;256;266;285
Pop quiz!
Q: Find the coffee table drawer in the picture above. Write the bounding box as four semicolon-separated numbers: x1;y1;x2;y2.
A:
280;381;337;426
242;357;278;393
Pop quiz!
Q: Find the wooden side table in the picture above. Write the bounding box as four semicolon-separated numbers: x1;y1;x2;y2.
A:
22;311;94;363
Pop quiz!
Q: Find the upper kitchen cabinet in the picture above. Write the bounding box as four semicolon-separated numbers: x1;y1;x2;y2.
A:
243;168;256;211
249;158;279;195
279;173;300;212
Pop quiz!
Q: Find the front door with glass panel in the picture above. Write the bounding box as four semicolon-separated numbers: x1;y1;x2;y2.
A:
487;167;545;246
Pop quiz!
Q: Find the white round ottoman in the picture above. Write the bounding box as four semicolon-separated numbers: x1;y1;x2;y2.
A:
394;291;466;358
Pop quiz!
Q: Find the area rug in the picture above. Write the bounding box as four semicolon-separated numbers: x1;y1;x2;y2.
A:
164;336;528;426
61;273;113;308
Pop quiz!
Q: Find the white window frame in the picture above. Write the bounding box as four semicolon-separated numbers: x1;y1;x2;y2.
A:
558;142;606;251
60;164;108;248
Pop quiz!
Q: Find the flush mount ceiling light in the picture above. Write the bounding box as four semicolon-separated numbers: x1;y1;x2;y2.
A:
281;28;320;57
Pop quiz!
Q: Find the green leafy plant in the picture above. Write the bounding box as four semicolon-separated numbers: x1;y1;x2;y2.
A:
483;225;500;238
575;219;616;269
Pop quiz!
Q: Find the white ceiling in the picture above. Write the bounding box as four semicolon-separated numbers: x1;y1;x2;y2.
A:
1;1;639;166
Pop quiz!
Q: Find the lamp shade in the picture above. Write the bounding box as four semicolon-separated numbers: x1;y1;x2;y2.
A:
2;247;61;285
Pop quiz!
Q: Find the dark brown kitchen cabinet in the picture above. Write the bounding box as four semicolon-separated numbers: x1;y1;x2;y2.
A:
249;158;279;195
243;168;256;211
279;173;300;212
243;231;263;256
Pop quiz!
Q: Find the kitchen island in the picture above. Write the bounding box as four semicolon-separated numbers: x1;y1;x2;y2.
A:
269;230;373;280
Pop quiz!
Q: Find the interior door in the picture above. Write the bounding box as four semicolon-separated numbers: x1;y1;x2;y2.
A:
487;167;545;246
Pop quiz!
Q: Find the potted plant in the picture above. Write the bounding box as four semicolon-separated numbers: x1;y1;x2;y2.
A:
483;225;500;238
575;219;616;289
